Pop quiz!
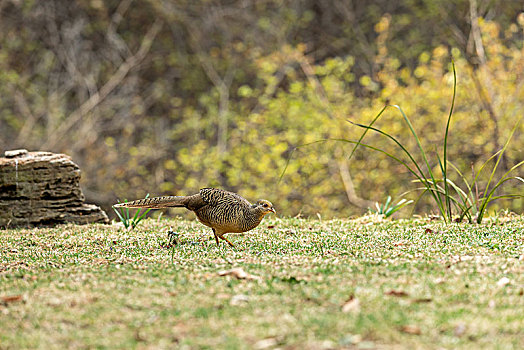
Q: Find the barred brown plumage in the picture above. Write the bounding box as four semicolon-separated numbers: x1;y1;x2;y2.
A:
113;188;275;247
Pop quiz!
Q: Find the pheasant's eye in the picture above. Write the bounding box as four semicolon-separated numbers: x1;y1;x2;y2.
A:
263;203;268;208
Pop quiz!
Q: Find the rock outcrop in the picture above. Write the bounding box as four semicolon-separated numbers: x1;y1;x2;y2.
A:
0;150;108;227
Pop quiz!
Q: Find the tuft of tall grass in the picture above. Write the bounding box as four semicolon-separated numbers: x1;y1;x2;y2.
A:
113;194;152;230
280;61;522;223
369;196;413;218
347;61;523;223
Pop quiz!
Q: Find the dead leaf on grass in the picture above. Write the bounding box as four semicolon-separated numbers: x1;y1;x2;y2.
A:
385;289;409;297
454;323;467;337
496;277;510;287
230;294;249;306
412;298;432;303
254;337;279;349
341;295;360;313
216;293;231;300
69;296;98;308
1;295;23;304
401;325;421;335
134;329;147;342
93;258;109;265
218;267;261;280
339;334;362;346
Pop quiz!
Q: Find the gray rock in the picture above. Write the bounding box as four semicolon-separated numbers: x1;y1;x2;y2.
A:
4;149;28;158
0;151;108;227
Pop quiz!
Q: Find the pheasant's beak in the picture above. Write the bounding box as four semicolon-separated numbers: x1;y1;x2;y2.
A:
269;207;276;214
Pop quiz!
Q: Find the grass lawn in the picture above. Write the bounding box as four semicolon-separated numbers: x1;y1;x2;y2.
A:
1;216;523;349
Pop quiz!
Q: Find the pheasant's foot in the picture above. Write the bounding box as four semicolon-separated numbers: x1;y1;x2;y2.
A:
219;235;236;248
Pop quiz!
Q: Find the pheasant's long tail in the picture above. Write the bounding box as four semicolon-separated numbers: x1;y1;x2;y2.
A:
113;196;187;209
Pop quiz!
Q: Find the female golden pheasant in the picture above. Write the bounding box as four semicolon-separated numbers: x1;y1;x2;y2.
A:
114;188;275;247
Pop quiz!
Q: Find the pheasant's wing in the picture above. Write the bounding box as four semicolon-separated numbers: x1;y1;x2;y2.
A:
182;193;208;211
199;188;252;208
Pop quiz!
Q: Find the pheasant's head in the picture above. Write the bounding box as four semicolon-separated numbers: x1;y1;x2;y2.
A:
254;199;276;215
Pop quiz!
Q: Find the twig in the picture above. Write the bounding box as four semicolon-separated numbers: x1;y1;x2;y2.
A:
41;19;162;149
338;160;374;208
182;20;234;154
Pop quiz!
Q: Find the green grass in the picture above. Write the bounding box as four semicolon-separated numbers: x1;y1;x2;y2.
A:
347;62;523;224
281;62;523;223
1;216;523;349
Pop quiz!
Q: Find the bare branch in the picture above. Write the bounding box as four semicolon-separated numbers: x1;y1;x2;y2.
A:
469;0;486;65
182;19;234;154
13;91;38;146
298;53;337;120
41;19;163;150
107;0;133;58
338;160;374;209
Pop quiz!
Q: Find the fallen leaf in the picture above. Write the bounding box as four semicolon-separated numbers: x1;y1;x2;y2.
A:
341;295;360;313
454;323;467;337
267;225;275;229
401;325;421;335
254;337;278;349
317;340;336;349
385;289;409;297
1;295;23;304
46;297;62;307
218;268;261;280
134;329;146;342
339;334;362;346
230;294;249;306
424;228;434;234
496;277;510;287
412;298;432;303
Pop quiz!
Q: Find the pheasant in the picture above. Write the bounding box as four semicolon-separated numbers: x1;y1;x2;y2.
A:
113;188;275;247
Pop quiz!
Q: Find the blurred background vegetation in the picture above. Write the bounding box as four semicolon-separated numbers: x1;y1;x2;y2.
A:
1;0;522;218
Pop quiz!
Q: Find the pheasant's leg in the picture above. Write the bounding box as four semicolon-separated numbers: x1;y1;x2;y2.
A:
219;235;235;248
212;228;220;246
